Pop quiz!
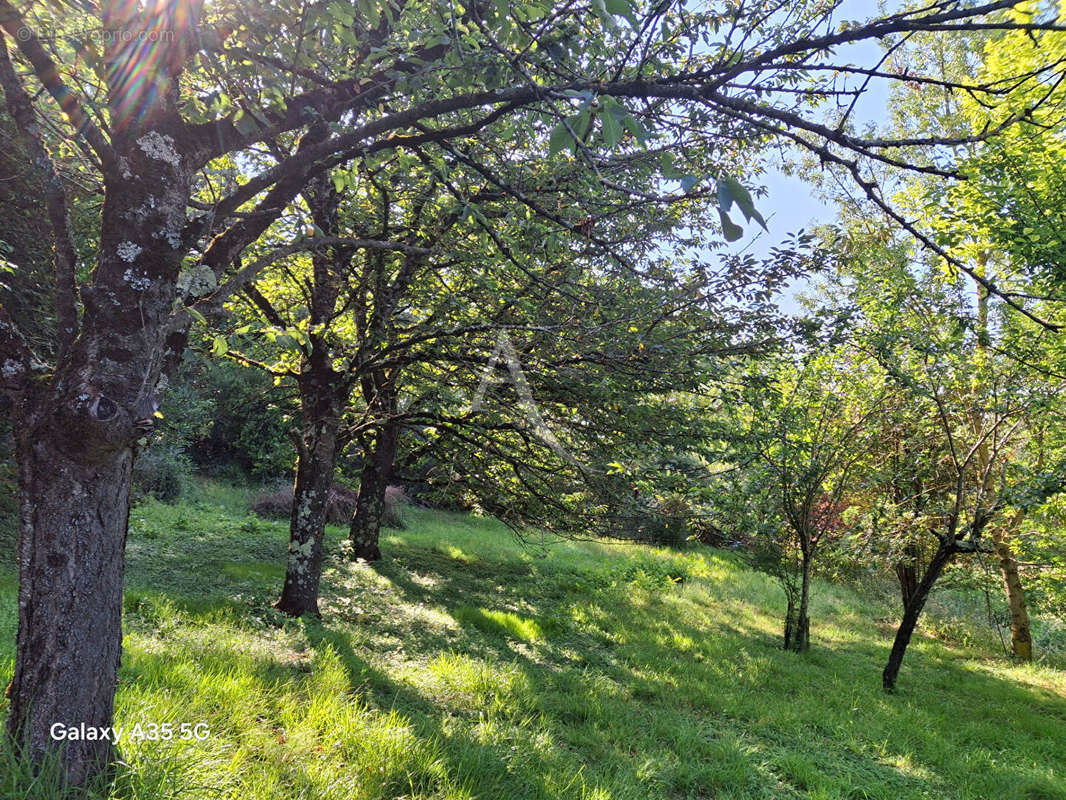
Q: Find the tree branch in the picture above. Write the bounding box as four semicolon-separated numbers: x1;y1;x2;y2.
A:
0;1;115;169
0;33;79;358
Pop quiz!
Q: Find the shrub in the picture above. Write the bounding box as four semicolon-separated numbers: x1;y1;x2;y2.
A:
251;483;408;529
132;441;191;503
622;492;696;546
251;483;357;524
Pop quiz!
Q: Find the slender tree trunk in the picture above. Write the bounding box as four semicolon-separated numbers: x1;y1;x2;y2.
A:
784;553;812;652
349;421;399;561
275;172;350;616
276;383;341;617
991;518;1033;662
797;553;811;650
883;542;954;691
784;594;796;649
895;541;921;611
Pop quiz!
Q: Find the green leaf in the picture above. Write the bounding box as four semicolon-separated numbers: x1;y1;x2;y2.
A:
717;176;767;230
660;151;684;180
601;109;623;148
604;0;639;27
621;114;649;144
591;0;618;30
326;2;355;25
572;109;592;139
680;175;700;193
718;209;743;242
549;121;574;157
186;306;207;326
211;335;229;357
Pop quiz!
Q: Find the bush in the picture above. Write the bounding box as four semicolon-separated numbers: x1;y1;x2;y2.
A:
251;483;357;524
132;441;191;503
621;492;697;546
168;354;295;480
251;483;408;529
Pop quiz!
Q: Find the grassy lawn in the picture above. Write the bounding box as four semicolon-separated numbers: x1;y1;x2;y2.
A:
2;482;1065;799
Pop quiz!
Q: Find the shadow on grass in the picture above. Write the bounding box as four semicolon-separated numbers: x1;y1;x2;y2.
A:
91;514;1066;800
355;543;1066;800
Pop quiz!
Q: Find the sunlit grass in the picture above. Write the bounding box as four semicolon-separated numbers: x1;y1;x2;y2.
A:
1;487;1065;799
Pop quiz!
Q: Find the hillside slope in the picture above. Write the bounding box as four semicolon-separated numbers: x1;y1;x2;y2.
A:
2;484;1065;800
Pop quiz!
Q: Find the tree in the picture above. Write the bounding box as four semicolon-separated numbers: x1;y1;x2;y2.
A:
878;22;1066;661
727;337;883;651
810;223;1064;688
0;0;1061;782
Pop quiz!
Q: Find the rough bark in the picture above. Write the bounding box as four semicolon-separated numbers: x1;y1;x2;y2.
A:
895;541;921;612
1;4;196;775
275;172;348;616
992;520;1033;663
5;115;193;782
275;405;341;617
883;542;954;691
349;421;399;561
6;421;131;781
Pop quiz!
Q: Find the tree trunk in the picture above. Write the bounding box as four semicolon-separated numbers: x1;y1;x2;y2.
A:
883;542;954;691
797;553;811;650
784;554;811;652
3;109;193;784
783;591;794;649
276;391;341;617
992;520;1033;662
895;541;921;611
6;424;132;783
275;173;349;616
349;421;399;562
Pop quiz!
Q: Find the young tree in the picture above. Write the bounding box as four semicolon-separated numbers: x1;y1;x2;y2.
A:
729;343;882;651
812;226;1064;688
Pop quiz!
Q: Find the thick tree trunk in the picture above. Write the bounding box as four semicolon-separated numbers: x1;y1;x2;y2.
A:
992;521;1033;662
4;111;192;784
349;422;399;562
6;424;132;783
883;542;954;691
276;397;341;617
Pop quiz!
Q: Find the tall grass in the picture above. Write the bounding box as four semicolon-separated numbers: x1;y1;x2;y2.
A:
0;495;1064;799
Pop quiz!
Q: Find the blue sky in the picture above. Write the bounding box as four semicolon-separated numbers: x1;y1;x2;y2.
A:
725;25;895;310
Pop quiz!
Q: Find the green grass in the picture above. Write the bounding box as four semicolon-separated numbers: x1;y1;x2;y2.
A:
2;484;1066;799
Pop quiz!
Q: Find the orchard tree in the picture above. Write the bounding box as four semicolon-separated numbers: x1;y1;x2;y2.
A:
0;0;1062;783
728;339;884;651
812;222;1065;688
877;22;1066;661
